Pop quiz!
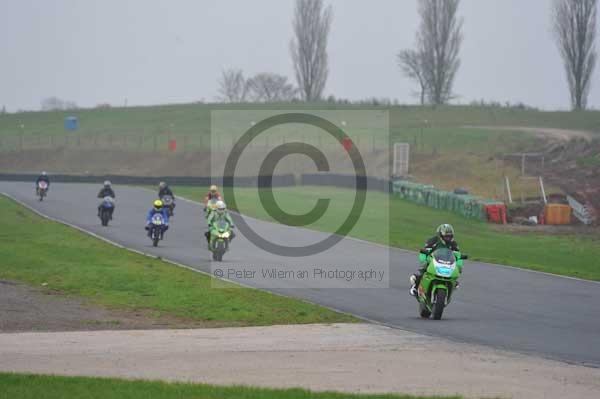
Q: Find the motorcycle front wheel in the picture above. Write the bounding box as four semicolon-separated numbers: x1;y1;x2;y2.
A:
432;289;446;320
419;303;431;319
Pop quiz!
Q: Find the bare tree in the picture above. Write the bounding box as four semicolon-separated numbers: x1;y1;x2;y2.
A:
217;68;249;103
413;0;463;105
552;0;597;110
247;73;298;102
290;0;332;101
397;49;428;105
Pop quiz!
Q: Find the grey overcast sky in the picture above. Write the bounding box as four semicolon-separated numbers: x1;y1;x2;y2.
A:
1;0;598;112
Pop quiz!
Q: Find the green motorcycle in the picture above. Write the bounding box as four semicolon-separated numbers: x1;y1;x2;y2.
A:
209;219;232;261
414;248;468;320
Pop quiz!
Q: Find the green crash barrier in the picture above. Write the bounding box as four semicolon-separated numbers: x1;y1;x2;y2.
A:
392;180;502;221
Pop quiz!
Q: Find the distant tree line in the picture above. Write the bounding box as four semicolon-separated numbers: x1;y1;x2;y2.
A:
217;70;297;102
41;97;78;111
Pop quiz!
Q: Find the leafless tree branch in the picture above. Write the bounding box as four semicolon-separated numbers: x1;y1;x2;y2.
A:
217;68;249;103
247;73;298;102
397;49;428;105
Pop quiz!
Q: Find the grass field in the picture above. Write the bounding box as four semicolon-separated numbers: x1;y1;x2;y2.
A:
176;185;600;281
1;103;598;154
2;103;600;138
0;195;355;326
1;102;589;200
0;373;459;399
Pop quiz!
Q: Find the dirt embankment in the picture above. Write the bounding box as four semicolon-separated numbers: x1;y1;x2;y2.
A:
0;148;390;178
468;126;600;222
536;138;600;222
0;149;213;177
464;125;595;142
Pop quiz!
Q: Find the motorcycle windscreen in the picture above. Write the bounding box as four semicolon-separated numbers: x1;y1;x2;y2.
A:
208;200;218;210
151;214;164;225
432;248;456;277
216;219;229;232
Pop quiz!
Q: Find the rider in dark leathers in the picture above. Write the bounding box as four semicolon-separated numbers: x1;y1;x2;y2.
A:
409;224;460;297
35;171;50;195
158;181;176;212
97;180;116;219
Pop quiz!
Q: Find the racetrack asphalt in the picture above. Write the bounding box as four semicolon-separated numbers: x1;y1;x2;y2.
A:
2;181;599;367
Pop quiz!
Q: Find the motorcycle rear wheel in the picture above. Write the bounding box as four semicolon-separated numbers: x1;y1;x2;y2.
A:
101;211;109;226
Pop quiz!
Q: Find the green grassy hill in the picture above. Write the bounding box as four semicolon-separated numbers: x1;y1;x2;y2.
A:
1;103;599;139
1;103;596;199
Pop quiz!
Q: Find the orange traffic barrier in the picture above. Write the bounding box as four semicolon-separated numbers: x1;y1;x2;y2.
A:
485;204;507;224
544;204;571;225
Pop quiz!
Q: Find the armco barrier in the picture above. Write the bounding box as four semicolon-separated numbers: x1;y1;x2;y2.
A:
301;173;391;192
392;180;504;222
0;173;389;191
0;174;296;188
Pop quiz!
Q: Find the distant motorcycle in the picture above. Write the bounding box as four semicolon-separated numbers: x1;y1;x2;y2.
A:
98;197;114;226
413;247;468;320
209;219;232;261
161;195;175;217
37;181;48;201
149;213;166;247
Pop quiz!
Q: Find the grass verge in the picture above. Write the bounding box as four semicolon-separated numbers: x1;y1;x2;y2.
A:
0;373;460;399
175;185;600;281
0;195;356;326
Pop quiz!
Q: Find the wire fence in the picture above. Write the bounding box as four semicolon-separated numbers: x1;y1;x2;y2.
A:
0;133;391;153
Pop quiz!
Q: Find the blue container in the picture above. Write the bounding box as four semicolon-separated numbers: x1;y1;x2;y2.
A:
64;116;79;131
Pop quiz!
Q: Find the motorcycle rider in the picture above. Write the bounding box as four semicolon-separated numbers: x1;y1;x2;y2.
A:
409;224;460;297
35;171;50;194
158;181;176;212
205;200;235;244
97;181;116;219
145;199;170;238
203;185;222;206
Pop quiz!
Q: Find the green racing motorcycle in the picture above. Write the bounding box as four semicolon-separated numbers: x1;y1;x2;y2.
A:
413;247;468;320
209;219;232;261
